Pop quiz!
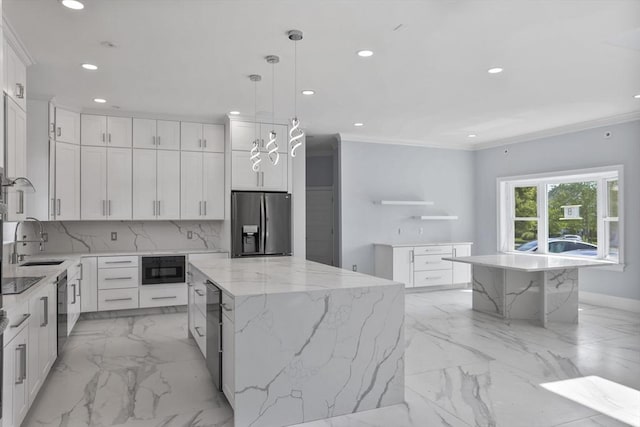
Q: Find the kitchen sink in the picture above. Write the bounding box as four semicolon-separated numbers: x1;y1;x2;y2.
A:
20;260;65;266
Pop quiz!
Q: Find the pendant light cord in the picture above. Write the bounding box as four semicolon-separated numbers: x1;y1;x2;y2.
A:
294;40;297;118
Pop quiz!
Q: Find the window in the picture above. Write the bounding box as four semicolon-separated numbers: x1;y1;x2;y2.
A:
498;166;623;263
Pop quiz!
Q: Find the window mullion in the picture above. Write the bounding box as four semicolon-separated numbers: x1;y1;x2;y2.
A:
597;178;606;259
538;183;548;255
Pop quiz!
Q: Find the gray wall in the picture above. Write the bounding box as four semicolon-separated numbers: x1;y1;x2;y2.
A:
474;120;640;300
340;140;475;274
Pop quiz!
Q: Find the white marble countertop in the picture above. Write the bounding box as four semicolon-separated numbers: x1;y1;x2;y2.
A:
189;256;402;297
2;256;81;307
374;242;473;248
443;253;614;272
23;248;228;259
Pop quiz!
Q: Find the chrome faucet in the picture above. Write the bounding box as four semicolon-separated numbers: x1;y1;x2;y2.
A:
11;217;46;264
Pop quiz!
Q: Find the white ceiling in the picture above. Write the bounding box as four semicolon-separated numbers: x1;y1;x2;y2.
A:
4;0;640;148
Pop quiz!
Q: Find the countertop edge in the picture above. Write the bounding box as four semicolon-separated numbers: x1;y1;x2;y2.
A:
374;242;474;248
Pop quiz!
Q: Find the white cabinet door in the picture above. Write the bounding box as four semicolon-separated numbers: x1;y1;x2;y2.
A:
10;328;29;427
202;124;224;153
81;146;108;219
393;247;414;288
107;116;132;147
133;118;156;149
181;151;203;219
181;122;203;151
5;43;27;110
5;98;27;221
54;142;81;220
202;152;225;219
260;123;288;153
80;257;98;313
107;148;133;219
55;108;80;144
157;150;181;219
222;314;235;408
132;149;157;220
261;154;288;191
28;288;43;405
230;120;258;151
452;244;472;284
231;151;260;190
157;120;180;150
47;283;57;367
81;114;107;146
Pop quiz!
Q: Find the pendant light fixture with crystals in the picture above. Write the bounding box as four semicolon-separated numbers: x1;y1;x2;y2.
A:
287;29;304;158
265;55;280;166
249;74;262;172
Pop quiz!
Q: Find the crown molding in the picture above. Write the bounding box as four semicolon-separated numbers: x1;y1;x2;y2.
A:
471;111;640;151
338;133;474;151
3;17;35;66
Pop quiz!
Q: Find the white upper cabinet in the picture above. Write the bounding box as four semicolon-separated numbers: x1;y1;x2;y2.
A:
156;150;181;218
133;118;180;150
81;115;132;147
181;151;203;219
231;120;287;152
106;148;133;219
133;149;180;220
231;151;287;192
259;123;288;153
4;40;27;111
81;146;132;220
132;149;157;220
53;142;81;220
261;154;288;191
6;97;27;221
54;108;80;144
202;152;224;219
181;122;224;152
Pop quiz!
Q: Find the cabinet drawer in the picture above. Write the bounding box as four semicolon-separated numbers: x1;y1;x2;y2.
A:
4;300;30;344
413;245;452;256
98;267;139;290
140;285;187;308
413;255;452;272
414;270;453;287
98;288;139;311
193;282;207;316
98;256;139;268
221;292;234;323
192;308;206;357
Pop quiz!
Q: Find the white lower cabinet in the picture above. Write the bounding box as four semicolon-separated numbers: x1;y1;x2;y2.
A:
3;325;28;427
28;282;57;405
222;303;235;408
80;257;98;312
98;288;139;311
140;284;187;308
97;256;140;311
374;243;473;288
67;263;82;334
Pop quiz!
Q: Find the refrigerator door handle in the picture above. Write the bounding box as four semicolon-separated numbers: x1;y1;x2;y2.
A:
260;195;266;254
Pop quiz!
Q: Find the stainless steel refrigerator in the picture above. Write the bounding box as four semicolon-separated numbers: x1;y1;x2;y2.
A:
231;192;291;258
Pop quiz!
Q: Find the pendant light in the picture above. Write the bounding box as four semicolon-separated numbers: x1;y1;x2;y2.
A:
249;74;262;172
287;29;304;157
265;55;280;166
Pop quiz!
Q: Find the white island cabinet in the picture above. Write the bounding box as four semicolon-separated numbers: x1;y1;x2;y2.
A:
374;242;473;288
188;256;404;427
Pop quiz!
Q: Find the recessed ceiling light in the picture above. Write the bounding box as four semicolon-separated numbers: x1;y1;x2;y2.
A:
229;111;240;115
468;134;477;138
93;98;107;104
353;122;364;127
357;50;374;57
81;63;98;71
301;90;315;95
61;0;84;10
488;67;503;74
634;94;640;99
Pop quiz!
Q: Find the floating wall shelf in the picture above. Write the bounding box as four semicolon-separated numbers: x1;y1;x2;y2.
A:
374;200;435;206
413;215;459;220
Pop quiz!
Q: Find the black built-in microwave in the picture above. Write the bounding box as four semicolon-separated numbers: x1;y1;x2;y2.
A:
141;256;186;285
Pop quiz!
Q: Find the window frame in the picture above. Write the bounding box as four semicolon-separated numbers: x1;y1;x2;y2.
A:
497;165;624;265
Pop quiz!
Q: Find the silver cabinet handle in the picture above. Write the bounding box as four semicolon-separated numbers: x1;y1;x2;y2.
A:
41;296;49;327
57;127;62;137
194;289;205;296
17;189;25;214
153;200;156;216
194;326;204;337
262;171;265;187
198;138;202;148
105;297;133;302
151;296;177;300
108;200;112;216
203;139;207;148
199;201;202;216
71;284;77;304
410;250;415;264
157;136;161;145
152;136;156;145
16;83;25;99
57;198;61;216
157;200;161;217
102;200;106;216
102;132;106;142
15;344;27;384
256;171;260;187
104;276;133;280
51;198;56;217
453;248;457;257
424;276;442;280
104;260;132;264
10;313;31;328
108;133;112;143
203;201;207;216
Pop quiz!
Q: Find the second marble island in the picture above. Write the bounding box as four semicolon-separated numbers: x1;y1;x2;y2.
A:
187;256;405;427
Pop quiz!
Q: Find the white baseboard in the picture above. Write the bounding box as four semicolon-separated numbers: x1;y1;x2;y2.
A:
580;291;640;313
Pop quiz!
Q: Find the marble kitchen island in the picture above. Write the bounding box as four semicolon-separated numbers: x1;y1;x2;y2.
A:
188;256;405;427
444;253;613;326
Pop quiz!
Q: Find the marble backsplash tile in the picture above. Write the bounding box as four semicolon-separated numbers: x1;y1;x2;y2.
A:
3;220;226;258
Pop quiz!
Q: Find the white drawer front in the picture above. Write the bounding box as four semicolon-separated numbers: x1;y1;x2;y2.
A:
140;285;187;308
98;256;139;269
98;267;139;290
222;291;234;323
5;300;30;344
98;288;139;311
413;245;452;256
192;308;207;357
413;255;452;272
193;282;207;316
414;270;453;287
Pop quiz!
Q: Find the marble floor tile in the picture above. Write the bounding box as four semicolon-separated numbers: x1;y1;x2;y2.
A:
24;292;640;427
